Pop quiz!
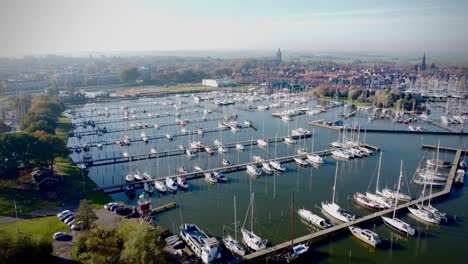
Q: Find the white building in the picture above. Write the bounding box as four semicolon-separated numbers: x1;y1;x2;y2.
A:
202;79;235;87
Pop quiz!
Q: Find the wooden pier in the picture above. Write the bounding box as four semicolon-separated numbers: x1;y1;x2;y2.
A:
79;134;317;167
69;115;231;138
151;202;177;215
308;120;468;135
87;142;379;193
242;147;463;261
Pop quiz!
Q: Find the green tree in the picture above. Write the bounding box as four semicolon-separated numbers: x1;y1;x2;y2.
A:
0;231;53;263
31;131;67;170
119;66;140;82
74;227;122;264
348;88;362;101
75;199;98;230
118;221;167;264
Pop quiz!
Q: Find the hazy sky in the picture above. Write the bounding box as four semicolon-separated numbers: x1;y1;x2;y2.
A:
1;0;468;56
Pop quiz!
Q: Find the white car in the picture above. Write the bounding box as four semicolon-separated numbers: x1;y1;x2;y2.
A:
59;212;73;221
104;202;117;210
57;210;71;218
53;232;72;241
64;216;75;225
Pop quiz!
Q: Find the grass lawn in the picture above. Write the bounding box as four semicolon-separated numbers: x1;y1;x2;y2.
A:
0;179;61;216
55;117;112;208
0;216;69;242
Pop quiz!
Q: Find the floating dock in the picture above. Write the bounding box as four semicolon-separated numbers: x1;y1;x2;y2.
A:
151;202;177;215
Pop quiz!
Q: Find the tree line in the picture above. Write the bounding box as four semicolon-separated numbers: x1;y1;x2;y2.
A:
0;95;67;177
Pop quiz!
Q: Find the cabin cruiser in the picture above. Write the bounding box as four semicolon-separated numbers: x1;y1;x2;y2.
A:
222;158;231;166
257;139;268;147
247;164;262;177
165;177;178;192
154;179;167;193
349;226;381;247
297;209;332;229
179;224;220;263
205;146;215;155
235;144;245;151
307;153;324;164
177;176;189;189
269;160;286;172
205;172;218;184
283;136;296;144
252;155;264;163
214;171;228;182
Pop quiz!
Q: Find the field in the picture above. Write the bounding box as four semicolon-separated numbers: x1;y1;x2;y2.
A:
0;216;69;242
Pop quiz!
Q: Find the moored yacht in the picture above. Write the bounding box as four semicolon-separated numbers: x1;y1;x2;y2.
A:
179;224;220;263
349;226;381;247
307;153;324;164
223;235;245;256
165;177;178;192
154;179;167;193
177;176;189;189
257;139;268;147
247;164;262;177
297;209;332;229
322;166;356;222
205;172;218;184
269;160;286;172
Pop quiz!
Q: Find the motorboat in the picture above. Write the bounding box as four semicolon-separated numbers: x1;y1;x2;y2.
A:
307;153;324;164
235;144;245;151
144;182;154;194
214;171;228;183
154;179;167;193
331;149;351;159
166;177;178;192
166;133;173;140
179;224;220;263
257;139;268;147
294;157;308;166
284;136;296;144
218;146;228;153
134;170;144;181
221;158;231;166
247;164;262;177
186;149;196;159
297;148;307;155
205;172;218;184
261;162;274;174
349;226;381;247
297;209;332;229
193;165;203;172
252;155;264;163
125;173;135;183
205;146;214;155
269;160;286;172
177;176;189;189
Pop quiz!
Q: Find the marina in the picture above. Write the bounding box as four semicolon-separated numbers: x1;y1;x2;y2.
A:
65;91;468;263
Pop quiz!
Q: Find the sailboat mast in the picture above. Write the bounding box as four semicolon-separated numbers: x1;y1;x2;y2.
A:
312;128;315;153
251;192;254;232
376;152;382;192
291;192;295;247
234;196;237;241
393;161;403;219
332;164;338;204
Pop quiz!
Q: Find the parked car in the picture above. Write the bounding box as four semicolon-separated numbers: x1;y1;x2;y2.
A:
104;202;117;210
59;212;73;221
57;210;71;218
64;216;75;225
109;204;120;212
115;207;132;215
53;232;72;241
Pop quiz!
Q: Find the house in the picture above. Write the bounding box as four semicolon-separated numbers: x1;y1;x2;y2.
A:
32;168;60;191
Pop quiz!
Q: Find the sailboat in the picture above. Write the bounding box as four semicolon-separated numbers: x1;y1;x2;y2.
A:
362;152;394;209
223;196;246;256
321;165;356;222
247;137;262;177
307;128;324;164
381;161;416;236
270;135;286;172
241;192;268;251
272;193;309;263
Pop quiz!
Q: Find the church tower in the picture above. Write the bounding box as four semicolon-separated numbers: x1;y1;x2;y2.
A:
276;48;282;64
420;52;427;71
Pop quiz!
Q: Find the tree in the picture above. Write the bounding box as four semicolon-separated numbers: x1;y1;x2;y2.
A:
75;199;98;230
73;227;122;264
0;119;9;133
31;131;67;170
119;66;140;82
348;88;362;101
0;231;54;263
118;221;167;264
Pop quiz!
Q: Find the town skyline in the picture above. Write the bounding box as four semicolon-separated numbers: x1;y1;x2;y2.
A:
1;0;468;57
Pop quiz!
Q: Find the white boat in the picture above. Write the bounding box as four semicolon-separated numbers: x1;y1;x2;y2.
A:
294;157;308;166
223;235;245;256
122;151;129;158
241;193;267;251
235;144;245;151
134;170;144;181
231;126;240;133
166;133;173;140
349;226;381;247
330;141;343;148
179;224;220;263
247;164;262;177
214;171;228;182
205;172;218;184
186;149;196;159
359;147;373;155
181;127;188;134
244;120;253;126
261;162;274;174
221;158;231;166
378;187;412;202
281;115;293;121
125;173;135;183
321;166;356;222
177;176;189;189
142;136;149;143
307;153;324;164
205;146;214;155
178;167;189;175
257;139;268;147
284;136;296;144
408;206;440;224
381;161;416;236
142;171;152;181
150;148;158;154
331;149;351;159
214;139;222;146
144;182;154;194
194;165;203;172
291;128;311;137
426;159;451;168
269;160;286;172
354;192;387;211
297;209;332;229
347;148;362;158
252;155;264;163
154;179;167;193
166;177;178;192
297;148;307;155
218;146;228;153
